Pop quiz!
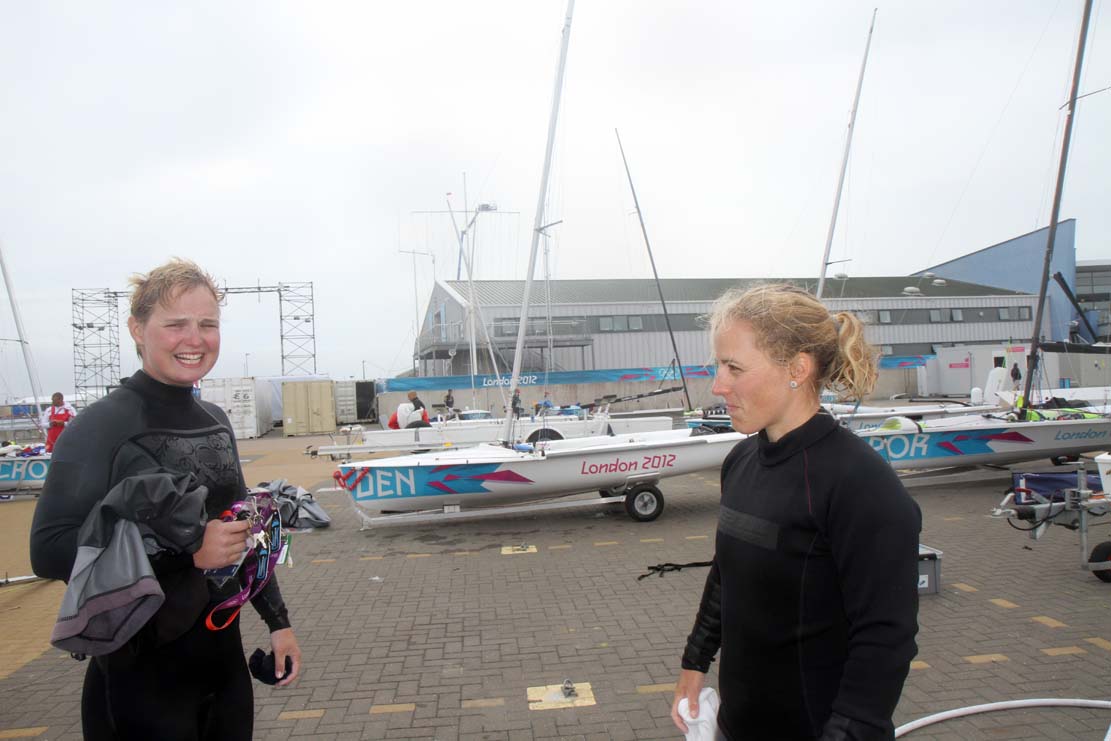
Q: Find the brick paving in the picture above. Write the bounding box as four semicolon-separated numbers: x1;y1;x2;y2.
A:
3;447;1111;739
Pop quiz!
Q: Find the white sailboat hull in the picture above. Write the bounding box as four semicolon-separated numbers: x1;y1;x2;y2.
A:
320;414;673;458
337;428;744;512
860;415;1111;469
0;455;49;490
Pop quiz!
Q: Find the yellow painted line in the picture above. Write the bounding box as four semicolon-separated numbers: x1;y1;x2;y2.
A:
1041;646;1086;657
311;558;336;564
640;538;664;543
453;551;476;557
964;654;1008;664
549;544;572;550
527;682;597;710
407;553;433;559
636;683;676;694
910;661;930;670
370;703;416;714
461;698;505;709
359;555;384;561
952;583;978;593
278;709;325;720
990;599;1018;609
1032;616;1068;628
684;535;708;541
1085;637;1111;652
943;516;964;522
0;729;48;739
501;545;537;555
594;541;620;547
598;642;608;647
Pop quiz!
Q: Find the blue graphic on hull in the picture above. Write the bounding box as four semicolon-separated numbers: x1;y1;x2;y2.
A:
343;462;534;501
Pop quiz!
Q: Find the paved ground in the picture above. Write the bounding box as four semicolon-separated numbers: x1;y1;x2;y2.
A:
2;434;1111;739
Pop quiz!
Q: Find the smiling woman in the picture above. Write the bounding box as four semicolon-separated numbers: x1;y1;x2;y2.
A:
31;258;302;740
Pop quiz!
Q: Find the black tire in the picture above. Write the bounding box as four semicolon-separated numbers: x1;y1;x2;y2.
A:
1089;541;1111;583
527;429;563;443
624;484;664;522
1051;454;1079;466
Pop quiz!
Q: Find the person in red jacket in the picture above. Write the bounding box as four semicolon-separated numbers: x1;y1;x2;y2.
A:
41;392;77;452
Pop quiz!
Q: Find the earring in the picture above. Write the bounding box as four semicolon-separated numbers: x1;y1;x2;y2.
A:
789;380;798;389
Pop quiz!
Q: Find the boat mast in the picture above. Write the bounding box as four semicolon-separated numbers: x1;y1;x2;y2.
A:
816;9;877;299
502;0;574;441
614;129;693;412
0;242;46;427
1020;0;1094;419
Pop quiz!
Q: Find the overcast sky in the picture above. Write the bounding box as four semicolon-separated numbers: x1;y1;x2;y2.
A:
1;1;1109;400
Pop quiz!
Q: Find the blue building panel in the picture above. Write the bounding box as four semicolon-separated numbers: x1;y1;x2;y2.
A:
916;220;1076;341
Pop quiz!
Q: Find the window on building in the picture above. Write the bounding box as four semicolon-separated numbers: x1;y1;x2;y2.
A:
951;308;964;322
878;310;892;324
628;315;643;331
999;307;1011;320
929;309;945;323
613;315;628;331
1018;306;1031;320
880;344;894;355
599;316;613;332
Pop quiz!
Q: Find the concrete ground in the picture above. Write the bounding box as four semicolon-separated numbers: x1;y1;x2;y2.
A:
2;432;1111;739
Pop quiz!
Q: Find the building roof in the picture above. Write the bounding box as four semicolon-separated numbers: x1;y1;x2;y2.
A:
443;277;1027;307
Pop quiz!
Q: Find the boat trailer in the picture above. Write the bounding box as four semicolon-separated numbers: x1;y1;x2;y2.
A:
990;459;1111;582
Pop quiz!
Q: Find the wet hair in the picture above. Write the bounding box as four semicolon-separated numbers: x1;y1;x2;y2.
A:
127;259;222;358
128;258;222;324
708;283;878;401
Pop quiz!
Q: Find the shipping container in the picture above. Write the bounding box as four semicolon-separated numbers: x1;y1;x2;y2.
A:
335;380;357;425
282;380;336;436
200;377;275;440
355;380;378;423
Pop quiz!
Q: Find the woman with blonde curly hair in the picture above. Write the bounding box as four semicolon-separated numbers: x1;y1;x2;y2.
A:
671;283;920;740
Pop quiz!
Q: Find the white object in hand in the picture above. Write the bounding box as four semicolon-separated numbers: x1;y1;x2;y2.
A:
677;687;720;741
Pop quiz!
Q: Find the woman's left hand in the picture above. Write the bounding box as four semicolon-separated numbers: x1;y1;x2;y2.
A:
270;627;302;687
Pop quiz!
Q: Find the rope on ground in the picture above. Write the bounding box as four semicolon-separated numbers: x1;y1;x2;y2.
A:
637;561;712;581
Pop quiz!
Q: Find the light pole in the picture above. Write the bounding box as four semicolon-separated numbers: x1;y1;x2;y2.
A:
244;352;250;376
361;360;366;380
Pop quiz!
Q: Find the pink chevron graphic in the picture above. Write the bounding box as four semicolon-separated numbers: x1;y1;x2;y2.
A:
428;481;456;493
432;465;456;473
443;474;462;481
685;369;711;377
469;470;534;484
938;442;963;455
954;435;970;442
619;373;653;381
977;432;1034;444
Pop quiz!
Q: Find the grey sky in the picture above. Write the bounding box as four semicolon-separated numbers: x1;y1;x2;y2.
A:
1;1;1108;400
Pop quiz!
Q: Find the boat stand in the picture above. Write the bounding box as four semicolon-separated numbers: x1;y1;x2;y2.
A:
991;460;1111;582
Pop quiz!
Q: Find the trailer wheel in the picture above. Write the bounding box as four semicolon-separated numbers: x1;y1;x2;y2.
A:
1051;454;1079;466
527;429;563;443
625;484;664;522
1089;541;1111;583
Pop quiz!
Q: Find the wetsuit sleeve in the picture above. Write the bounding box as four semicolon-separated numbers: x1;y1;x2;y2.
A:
30;405;129;581
819;451;921;740
681;559;722;672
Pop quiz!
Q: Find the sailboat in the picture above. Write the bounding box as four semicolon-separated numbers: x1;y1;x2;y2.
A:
336;0;745;523
858;0;1110;471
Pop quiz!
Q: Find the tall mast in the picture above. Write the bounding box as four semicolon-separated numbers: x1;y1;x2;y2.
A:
0;242;45;427
502;0;575;441
615;129;693;412
1020;0;1095;418
816;9;877;299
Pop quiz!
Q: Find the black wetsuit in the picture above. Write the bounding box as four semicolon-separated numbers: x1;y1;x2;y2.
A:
682;412;920;740
30;370;291;740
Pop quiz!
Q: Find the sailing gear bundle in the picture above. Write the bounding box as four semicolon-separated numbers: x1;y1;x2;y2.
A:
205;491;289;631
261;479;332;529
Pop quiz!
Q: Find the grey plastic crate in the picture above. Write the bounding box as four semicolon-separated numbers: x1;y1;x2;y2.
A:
917;544;942;595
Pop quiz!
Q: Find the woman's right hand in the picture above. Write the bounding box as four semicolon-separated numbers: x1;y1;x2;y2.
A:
670;668;705;734
192;519;252;569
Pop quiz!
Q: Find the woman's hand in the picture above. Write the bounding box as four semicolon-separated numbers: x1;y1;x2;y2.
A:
670;668;705;734
271;628;302;687
192;519;252;570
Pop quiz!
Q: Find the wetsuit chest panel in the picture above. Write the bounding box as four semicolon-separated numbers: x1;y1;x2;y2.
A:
130;427;242;512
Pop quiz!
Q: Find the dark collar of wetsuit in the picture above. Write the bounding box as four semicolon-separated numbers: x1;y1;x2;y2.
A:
123;369;197;407
756;410;838;467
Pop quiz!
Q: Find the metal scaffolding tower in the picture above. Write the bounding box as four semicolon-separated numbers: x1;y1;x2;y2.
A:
71;282;316;403
71;289;127;405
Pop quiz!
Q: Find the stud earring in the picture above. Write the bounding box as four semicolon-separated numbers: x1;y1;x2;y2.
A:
789;380;798;389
